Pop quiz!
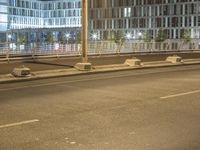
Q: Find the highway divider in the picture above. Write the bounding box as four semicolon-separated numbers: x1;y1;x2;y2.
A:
1;56;200;84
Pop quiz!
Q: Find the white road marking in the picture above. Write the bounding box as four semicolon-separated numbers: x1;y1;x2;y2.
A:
0;119;39;129
160;90;200;99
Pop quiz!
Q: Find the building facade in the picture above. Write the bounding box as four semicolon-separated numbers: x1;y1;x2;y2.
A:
8;0;81;29
1;0;200;43
89;0;200;41
0;0;82;42
0;0;8;41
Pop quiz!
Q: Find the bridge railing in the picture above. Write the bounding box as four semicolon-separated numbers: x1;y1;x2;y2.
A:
0;41;199;60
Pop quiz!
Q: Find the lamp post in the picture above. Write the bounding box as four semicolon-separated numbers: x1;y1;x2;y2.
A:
92;33;98;53
75;0;92;70
82;0;88;63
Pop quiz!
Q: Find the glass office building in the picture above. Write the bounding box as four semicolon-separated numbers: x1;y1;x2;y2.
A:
0;0;82;42
89;0;200;41
8;0;81;29
0;0;8;41
1;0;200;43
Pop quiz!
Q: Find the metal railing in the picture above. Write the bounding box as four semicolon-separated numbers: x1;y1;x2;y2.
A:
0;41;199;60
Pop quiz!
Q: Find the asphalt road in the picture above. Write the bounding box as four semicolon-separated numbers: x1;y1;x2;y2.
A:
0;52;200;74
0;65;200;150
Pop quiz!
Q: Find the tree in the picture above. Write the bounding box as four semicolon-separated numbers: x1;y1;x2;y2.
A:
107;31;115;42
178;30;192;50
143;32;151;42
113;31;125;54
58;33;63;44
17;35;26;44
114;31;125;45
75;32;82;44
48;32;54;44
155;29;166;42
182;30;191;43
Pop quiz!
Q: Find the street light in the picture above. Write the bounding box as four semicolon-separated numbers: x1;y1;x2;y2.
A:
92;33;98;40
8;34;12;40
65;33;70;44
75;0;92;70
92;33;98;54
82;0;88;63
126;33;132;40
138;32;142;37
65;33;70;39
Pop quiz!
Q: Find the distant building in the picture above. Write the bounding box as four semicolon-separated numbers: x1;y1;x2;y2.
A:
1;0;200;44
8;0;81;29
0;0;82;42
0;0;8;41
89;0;200;41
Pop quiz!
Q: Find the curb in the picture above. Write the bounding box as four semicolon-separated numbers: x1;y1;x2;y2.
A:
1;59;200;84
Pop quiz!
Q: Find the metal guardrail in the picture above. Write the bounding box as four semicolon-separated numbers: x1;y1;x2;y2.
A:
0;41;199;61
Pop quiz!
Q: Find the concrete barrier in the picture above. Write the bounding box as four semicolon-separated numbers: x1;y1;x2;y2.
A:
12;66;31;77
166;55;183;64
75;63;92;71
124;58;141;66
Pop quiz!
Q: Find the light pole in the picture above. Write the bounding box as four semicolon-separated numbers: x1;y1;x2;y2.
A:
75;0;92;70
82;0;88;63
92;33;98;53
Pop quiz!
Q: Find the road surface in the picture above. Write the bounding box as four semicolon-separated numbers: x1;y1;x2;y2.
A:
0;65;200;150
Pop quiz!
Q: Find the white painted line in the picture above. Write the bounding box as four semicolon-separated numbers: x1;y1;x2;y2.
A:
160;90;200;99
0;119;39;129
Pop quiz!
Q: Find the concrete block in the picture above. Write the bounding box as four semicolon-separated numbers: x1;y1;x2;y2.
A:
124;58;141;66
12;66;31;77
75;62;92;71
166;55;183;64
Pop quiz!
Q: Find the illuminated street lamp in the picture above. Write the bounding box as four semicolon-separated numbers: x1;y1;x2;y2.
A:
92;33;98;54
8;34;12;40
126;33;132;40
65;33;70;39
65;33;70;44
138;32;142;39
92;33;98;40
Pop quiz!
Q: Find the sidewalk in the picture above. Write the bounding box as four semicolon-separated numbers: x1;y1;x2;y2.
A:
1;57;200;84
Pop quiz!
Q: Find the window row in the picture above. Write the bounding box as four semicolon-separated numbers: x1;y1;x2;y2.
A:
9;0;81;10
9;8;81;18
9;16;81;29
96;28;199;40
90;0;199;8
91;16;200;30
90;4;200;19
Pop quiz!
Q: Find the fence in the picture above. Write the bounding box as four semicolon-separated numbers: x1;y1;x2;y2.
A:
0;41;199;59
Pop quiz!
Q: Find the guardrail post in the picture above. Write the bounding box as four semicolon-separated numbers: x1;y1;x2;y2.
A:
6;43;10;63
32;43;36;59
